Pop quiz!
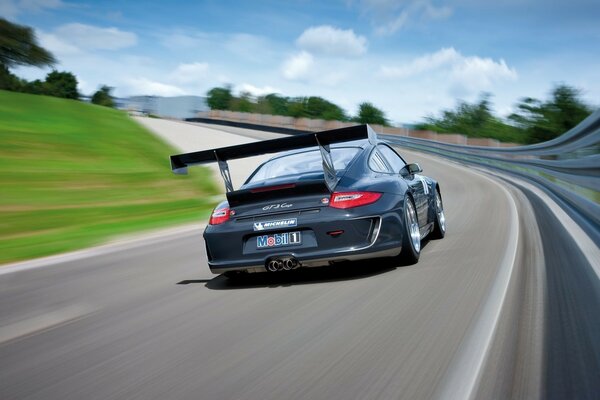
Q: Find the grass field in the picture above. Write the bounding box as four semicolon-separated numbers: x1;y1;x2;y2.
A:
0;90;219;264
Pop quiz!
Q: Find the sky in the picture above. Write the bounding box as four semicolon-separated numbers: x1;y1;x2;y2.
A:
3;0;600;124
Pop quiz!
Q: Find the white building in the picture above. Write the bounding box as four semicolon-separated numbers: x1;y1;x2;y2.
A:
124;96;208;119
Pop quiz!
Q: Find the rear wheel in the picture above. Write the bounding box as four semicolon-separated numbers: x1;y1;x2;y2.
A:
430;189;446;239
400;196;420;264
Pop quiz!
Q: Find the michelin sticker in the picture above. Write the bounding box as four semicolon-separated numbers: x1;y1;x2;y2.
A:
253;218;297;231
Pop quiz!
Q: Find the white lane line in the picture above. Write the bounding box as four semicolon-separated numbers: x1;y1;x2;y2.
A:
435;174;521;400
0;223;205;276
0;305;94;344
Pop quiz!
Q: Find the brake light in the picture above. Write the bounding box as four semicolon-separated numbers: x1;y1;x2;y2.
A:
329;192;382;209
209;206;230;225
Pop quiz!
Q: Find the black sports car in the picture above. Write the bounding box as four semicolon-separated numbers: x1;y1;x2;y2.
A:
170;125;446;276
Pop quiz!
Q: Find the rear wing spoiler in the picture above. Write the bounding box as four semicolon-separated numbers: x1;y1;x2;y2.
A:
170;124;378;192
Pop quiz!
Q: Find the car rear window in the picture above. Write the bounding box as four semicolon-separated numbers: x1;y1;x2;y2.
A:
247;147;361;184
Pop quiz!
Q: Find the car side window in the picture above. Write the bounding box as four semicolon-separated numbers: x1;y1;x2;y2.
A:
378;145;406;174
369;149;392;173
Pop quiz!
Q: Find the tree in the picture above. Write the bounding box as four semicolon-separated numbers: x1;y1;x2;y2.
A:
264;93;289;115
415;93;525;143
509;84;592;143
0;64;25;90
0;18;56;69
254;96;273;114
91;85;115;107
418;93;494;136
306;96;348;121
354;102;389;125
23;79;45;95
206;86;233;110
43;70;79;99
287;97;309;118
230;91;253;112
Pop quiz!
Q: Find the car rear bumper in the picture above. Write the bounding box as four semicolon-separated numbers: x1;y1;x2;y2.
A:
206;216;403;274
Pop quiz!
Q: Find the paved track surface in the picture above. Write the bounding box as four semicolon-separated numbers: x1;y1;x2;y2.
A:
1;119;597;399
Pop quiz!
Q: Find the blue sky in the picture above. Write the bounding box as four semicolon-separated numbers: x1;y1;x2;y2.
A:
3;0;599;123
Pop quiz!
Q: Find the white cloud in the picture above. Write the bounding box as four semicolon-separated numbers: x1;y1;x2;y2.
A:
374;12;409;35
77;77;92;94
236;83;280;97
380;47;460;77
423;2;452;19
449;56;517;96
0;0;64;18
282;51;314;81
380;47;517;95
296;25;367;57
158;31;277;64
53;23;137;51
159;32;214;50
353;0;452;35
124;78;186;96
38;31;81;57
168;62;209;84
20;0;63;11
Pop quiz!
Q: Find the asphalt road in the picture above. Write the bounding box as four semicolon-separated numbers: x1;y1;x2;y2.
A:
1;120;597;400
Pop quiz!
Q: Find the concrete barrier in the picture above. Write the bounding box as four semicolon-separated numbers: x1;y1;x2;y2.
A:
194;110;516;148
467;138;500;147
409;130;438;141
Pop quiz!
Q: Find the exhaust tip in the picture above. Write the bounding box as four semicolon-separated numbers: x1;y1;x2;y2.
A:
283;257;298;270
267;257;299;272
267;259;283;272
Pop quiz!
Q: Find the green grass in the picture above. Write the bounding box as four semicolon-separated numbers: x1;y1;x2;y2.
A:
0;90;220;264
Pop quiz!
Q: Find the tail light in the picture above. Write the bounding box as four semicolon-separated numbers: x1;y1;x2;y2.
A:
209;206;230;225
329;191;382;209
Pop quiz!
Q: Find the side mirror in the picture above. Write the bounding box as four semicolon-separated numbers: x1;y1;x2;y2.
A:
400;163;423;176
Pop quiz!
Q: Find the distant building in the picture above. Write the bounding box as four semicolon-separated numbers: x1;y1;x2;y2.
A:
122;96;208;119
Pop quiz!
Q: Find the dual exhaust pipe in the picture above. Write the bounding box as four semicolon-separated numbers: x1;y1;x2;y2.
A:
266;257;299;272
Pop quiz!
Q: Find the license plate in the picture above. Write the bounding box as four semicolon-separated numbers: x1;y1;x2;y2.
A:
257;231;301;248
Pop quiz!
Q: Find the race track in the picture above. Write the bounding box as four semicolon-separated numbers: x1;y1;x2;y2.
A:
1;119;597;400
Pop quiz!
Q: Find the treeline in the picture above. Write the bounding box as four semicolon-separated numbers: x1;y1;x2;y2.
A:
208;84;594;144
416;86;594;144
0;18;114;107
207;86;390;125
2;17;593;144
1;66;80;99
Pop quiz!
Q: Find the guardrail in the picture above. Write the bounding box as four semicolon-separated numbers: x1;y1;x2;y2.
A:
381;110;600;245
187;110;600;245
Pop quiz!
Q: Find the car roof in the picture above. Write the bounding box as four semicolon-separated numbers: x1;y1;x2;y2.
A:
264;138;372;162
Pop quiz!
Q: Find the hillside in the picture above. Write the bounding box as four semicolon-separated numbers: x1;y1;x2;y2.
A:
0;90;218;264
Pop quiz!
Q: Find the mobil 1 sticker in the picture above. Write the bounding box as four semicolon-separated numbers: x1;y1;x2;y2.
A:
257;232;301;248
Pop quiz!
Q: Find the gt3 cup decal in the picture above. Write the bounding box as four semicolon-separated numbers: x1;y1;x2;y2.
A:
262;202;293;211
253;218;297;231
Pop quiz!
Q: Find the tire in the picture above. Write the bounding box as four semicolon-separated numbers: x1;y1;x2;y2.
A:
400;196;420;264
430;188;446;239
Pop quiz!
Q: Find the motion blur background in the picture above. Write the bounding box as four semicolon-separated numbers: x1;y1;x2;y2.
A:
1;0;598;262
0;1;599;399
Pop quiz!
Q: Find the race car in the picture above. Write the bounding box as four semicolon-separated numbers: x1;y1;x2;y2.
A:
170;124;446;276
